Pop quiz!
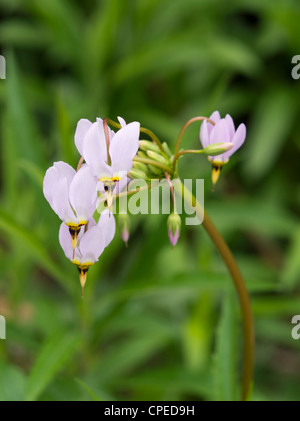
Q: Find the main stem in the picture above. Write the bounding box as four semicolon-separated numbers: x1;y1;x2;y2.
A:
175;181;254;401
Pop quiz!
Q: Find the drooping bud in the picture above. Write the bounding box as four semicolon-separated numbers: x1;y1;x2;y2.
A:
202;142;234;156
118;213;130;247
167;213;181;247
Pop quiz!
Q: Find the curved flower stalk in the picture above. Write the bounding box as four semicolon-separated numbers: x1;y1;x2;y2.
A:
59;209;115;295
200;111;246;187
43;162;97;248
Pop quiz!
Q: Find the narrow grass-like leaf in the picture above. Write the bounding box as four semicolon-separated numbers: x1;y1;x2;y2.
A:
25;332;80;401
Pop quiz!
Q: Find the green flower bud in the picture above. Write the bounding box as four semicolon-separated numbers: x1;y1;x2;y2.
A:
167;213;181;247
139;140;162;154
137;150;148;159
148;164;163;176
132;160;149;174
128;168;149;180
162;142;172;158
202;142;234;156
146;150;170;165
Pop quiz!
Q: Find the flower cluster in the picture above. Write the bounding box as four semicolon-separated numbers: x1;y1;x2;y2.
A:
43;112;246;294
200;111;246;187
43;117;140;295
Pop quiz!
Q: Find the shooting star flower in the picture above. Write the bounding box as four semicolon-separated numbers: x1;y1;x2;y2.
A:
43;162;97;248
79;117;140;210
59;209;115;295
200;111;246;187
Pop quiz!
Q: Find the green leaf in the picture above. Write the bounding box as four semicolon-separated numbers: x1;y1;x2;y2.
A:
243;86;296;180
0;208;76;295
25;332;80;401
76;379;103;401
0;363;26;401
282;225;300;287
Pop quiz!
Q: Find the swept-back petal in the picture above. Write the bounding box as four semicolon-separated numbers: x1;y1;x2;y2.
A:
117;116;126;128
98;209;116;247
207;110;221;135
200;120;210;148
75;119;92;156
109;122;140;175
52;177;77;223
223;123;246;160
43;161;75;206
68;166;97;222
82;120;112;179
225;114;235;139
209;119;231;144
78;226;105;264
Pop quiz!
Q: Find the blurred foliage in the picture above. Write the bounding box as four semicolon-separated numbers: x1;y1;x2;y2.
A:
0;0;299;401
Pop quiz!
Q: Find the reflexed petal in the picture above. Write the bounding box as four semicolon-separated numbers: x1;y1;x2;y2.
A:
117;116;126;128
75;119;92;156
209;110;221;123
225;114;235;139
98;209;116;247
98;117;115;140
52;177;76;223
109;122;140;175
82;120;112;178
223;123;246;160
78;226;105;263
200;120;210;148
43;162;75;206
209;119;231;144
53;161;76;186
68;166;97;222
207;110;221;134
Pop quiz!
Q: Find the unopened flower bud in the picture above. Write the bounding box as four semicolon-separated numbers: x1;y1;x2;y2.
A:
162;142;172;158
139;140;161;154
118;214;130;247
128;168;148;180
146;150;170;165
167;213;181;247
132;160;149;174
202;142;234;156
137;150;148;159
148;164;162;176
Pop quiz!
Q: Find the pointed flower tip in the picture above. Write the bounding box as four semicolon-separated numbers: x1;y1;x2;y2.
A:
118;214;130;245
121;227;130;244
168;228;179;247
211;164;222;188
167;213;181;247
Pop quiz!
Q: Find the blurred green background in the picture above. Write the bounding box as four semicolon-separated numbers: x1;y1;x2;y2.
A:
0;0;300;401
